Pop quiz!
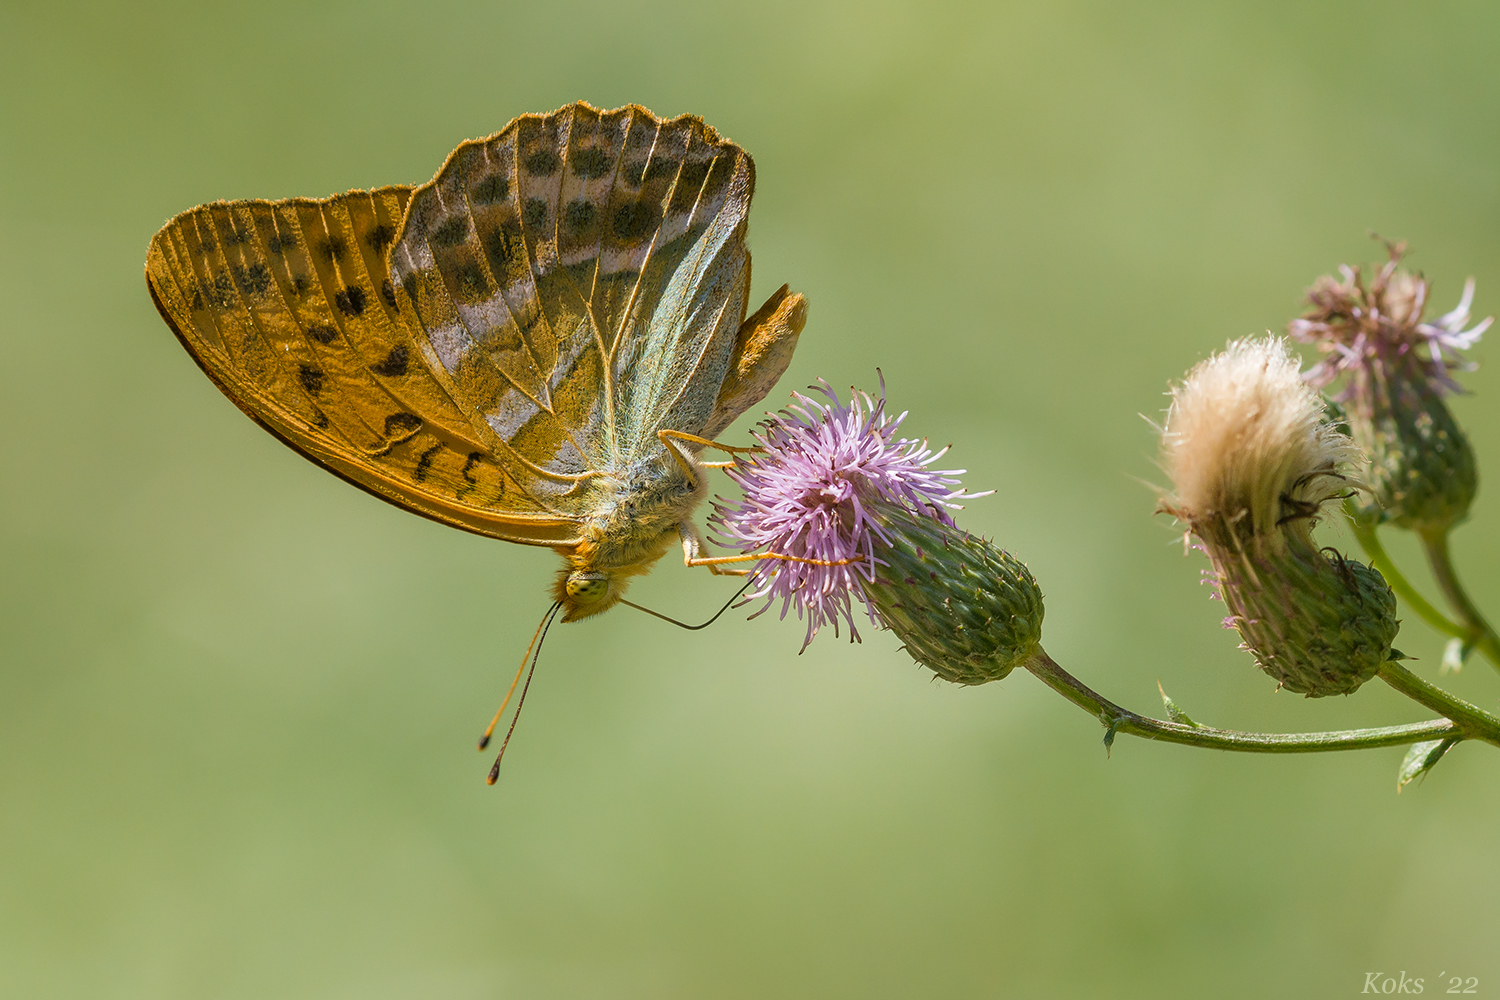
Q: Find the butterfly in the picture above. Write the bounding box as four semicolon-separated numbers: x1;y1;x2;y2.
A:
146;102;809;640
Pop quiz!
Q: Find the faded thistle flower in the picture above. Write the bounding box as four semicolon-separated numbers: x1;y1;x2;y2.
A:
710;382;1043;684
1160;337;1398;696
1289;243;1489;532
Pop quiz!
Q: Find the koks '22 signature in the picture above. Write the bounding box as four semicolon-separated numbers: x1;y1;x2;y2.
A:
1363;972;1479;994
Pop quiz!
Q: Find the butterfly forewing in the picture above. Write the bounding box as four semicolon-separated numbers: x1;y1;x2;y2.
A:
146;187;582;545
389;104;757;500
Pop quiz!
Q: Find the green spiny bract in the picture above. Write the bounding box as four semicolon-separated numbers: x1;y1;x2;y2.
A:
1349;364;1477;532
1209;528;1398;696
861;502;1043;685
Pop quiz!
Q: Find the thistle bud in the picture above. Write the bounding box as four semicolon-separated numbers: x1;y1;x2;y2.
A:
1289;244;1489;532
1160;337;1399;696
861;501;1044;685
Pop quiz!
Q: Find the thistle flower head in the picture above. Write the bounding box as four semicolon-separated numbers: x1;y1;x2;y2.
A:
1289;243;1485;531
711;381;1043;681
1160;336;1362;546
1290;241;1489;399
710;380;972;650
1158;337;1397;697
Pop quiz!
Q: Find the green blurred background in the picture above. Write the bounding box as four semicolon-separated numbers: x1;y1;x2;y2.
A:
4;1;1500;996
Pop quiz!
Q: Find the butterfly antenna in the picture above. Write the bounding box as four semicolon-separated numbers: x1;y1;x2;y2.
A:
478;601;561;752
619;579;755;631
483;601;562;785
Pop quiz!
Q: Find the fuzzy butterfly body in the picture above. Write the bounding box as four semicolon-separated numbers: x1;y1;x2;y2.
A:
147;103;806;620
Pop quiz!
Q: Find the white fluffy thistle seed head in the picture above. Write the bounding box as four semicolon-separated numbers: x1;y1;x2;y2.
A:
1160;336;1363;546
1156;337;1397;698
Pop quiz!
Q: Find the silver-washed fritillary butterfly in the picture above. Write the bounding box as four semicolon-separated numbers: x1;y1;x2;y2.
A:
146;102;808;635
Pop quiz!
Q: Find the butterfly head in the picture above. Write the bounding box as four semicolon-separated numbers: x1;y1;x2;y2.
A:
554;567;632;621
563;570;611;608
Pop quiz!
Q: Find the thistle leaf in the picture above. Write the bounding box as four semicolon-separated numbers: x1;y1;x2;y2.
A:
1397;737;1460;792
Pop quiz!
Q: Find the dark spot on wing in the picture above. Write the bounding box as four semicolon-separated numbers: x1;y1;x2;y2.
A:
564;199;597;234
452;261;489;303
481;226;524;271
298;364;324;395
317;236;347;263
472;173;510;204
380;278;398;310
335;285;367;316
290;274;312;296
369;411;424;456
209;272;236;308
431;215;469;249
644;158;680;183
367;223;396;252
457;451;483;499
224;225;250;246
523;150;560;176
307;323;339;345
232;262;271;296
312;407;329;430
385;412;422;436
612;200;660;243
414;443;443;483
569;147;612;179
371;344;409;377
669;159;714;213
619;159;647;187
523;198;549;230
267;233;295;255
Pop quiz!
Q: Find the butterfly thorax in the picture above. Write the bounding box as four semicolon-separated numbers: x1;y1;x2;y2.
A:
554;448;708;621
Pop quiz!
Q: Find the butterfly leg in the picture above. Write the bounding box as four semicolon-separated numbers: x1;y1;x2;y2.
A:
655;287;807;471
679;522;861;575
658;429;758;472
679;521;752;576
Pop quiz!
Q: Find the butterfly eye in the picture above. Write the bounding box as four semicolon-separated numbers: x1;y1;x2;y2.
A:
565;572;610;603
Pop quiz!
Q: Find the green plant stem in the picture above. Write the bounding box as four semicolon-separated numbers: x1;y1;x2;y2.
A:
1419;527;1500;669
1345;504;1468;642
1377;660;1500;747
1025;648;1460;753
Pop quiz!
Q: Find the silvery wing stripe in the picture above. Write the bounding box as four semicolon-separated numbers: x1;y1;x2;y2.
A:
429;321;472;374
487;388;541;442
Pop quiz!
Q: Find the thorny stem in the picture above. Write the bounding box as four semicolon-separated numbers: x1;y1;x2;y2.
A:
1376;660;1500;747
1419;527;1500;670
1024;648;1461;754
1345;503;1469;644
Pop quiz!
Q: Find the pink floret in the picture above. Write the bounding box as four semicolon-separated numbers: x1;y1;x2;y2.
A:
709;381;976;651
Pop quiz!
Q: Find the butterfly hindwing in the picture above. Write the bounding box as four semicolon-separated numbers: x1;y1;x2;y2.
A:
145;187;582;545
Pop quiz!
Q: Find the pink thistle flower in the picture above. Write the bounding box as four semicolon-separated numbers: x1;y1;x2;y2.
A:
709;379;979;651
1289;241;1490;399
1287;242;1487;531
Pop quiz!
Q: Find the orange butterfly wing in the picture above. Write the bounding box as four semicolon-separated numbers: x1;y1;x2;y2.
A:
145;186;584;547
